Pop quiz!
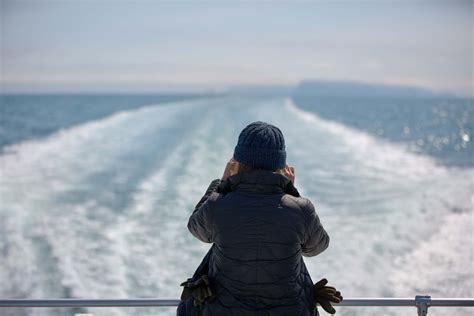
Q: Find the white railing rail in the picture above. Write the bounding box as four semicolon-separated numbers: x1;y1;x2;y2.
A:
1;296;473;316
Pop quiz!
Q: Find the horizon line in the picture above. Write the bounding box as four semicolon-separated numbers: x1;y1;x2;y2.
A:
0;79;471;98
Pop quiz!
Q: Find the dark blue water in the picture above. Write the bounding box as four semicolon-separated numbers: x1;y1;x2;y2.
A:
291;95;473;168
0;94;208;150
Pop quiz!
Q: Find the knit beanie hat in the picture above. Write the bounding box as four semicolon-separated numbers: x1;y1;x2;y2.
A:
233;121;286;171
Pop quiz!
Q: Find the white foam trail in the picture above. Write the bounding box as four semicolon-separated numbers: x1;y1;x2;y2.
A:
0;97;221;316
391;209;473;296
1;96;472;316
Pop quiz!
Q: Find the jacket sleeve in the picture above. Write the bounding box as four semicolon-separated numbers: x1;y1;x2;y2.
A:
301;198;330;257
187;179;221;243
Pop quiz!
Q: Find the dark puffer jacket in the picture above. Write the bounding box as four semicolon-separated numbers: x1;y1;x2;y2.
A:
186;169;329;316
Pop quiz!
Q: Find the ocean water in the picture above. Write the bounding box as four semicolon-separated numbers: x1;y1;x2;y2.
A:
0;94;472;316
292;94;473;168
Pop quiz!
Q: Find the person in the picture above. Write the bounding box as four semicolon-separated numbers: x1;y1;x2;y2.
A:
178;121;340;316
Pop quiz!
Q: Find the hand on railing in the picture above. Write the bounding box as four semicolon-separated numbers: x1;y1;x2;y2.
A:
314;278;343;314
180;275;215;306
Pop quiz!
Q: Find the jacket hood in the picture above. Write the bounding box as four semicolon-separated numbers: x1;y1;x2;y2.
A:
217;169;300;197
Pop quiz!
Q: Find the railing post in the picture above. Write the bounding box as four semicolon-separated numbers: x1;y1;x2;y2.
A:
415;295;431;316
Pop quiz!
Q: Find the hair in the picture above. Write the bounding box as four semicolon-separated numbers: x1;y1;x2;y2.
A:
235;161;285;175
236;161;256;174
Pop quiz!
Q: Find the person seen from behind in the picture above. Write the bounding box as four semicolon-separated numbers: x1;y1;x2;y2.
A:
178;121;342;316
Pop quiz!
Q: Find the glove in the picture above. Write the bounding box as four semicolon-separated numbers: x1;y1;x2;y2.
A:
180;275;215;306
313;278;343;314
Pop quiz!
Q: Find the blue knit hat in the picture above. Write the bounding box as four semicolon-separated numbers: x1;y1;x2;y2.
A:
233;121;286;171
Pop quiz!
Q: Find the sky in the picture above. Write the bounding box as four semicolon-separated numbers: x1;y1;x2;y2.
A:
0;0;472;95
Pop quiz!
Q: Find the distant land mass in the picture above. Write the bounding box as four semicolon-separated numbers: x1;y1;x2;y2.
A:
224;80;446;98
225;84;294;97
293;80;441;98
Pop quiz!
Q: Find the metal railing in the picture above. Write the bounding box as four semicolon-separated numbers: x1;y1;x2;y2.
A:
1;296;473;315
